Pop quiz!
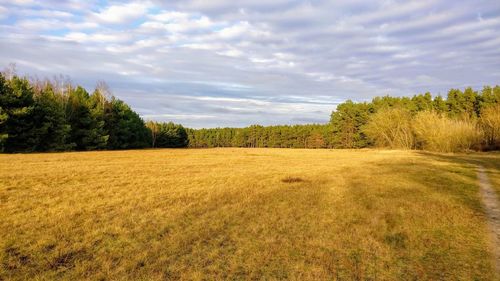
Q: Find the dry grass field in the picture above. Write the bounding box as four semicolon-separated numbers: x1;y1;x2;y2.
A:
1;148;499;280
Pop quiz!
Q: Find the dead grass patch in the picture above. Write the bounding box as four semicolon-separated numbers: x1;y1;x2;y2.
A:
281;176;304;183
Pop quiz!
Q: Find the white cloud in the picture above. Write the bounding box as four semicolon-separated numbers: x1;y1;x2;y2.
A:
217;21;270;39
142;113;217;120
149;11;190;22
216;48;244;57
63;32;131;43
91;2;150;24
183;43;223;50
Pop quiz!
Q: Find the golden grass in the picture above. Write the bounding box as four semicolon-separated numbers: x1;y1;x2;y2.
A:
0;148;498;280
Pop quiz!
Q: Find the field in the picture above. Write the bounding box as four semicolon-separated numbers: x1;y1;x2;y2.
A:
1;148;499;280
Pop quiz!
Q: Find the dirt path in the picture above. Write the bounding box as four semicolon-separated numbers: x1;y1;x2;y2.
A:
478;165;500;275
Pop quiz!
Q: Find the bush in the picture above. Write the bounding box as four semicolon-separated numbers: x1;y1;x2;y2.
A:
363;107;415;149
480;104;500;150
413;111;482;152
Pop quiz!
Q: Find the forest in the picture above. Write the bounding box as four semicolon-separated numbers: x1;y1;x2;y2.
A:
0;71;187;153
0;70;499;153
188;86;500;152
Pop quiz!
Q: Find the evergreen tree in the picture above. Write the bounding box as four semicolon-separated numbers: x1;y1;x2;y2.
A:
412;92;433;112
32;84;72;151
479;86;500;113
155;122;188;148
330;100;372;148
0;75;38;152
432;95;448;113
88;89;110;147
372;95;415;111
447;88;468;117
105;98;149;149
0;106;7;151
67;86;107;150
0;75;9;152
462;87;480;117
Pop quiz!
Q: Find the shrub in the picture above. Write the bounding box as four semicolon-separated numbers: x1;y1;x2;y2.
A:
480;104;500;150
413;111;482;152
363;107;415;149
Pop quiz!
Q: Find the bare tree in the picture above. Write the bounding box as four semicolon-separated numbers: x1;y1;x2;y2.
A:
146;121;159;148
2;63;17;79
51;74;73;115
91;80;113;108
96;80;112;97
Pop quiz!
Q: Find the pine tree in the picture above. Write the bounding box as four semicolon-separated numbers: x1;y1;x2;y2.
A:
432;95;448;113
0;75;38;152
0;106;7;152
88;89;110;148
32;84;72;151
105;98;149;149
447;88;466;116
0;75;9;151
479;86;500;114
330;100;371;148
67;86;107;150
412;92;433;112
156;122;188;148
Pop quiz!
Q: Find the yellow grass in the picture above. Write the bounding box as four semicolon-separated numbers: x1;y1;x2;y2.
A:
0;148;498;280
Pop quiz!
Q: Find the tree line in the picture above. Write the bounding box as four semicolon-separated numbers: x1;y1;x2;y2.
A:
187;124;332;149
0;70;188;153
1;67;499;153
188;86;500;152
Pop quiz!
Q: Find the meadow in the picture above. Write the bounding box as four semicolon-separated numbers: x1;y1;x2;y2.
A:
1;148;499;280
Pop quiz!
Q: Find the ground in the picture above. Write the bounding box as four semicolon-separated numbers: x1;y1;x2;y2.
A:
0;148;499;280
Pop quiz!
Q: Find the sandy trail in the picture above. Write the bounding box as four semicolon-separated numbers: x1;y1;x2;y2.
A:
478;165;500;275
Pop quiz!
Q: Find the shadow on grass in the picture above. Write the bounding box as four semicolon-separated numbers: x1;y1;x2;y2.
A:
356;154;486;213
416;151;500;196
339;154;496;280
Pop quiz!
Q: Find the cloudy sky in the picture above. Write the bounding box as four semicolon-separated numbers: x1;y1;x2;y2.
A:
1;0;499;128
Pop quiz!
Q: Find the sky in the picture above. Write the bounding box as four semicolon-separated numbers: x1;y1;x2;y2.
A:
0;0;499;128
